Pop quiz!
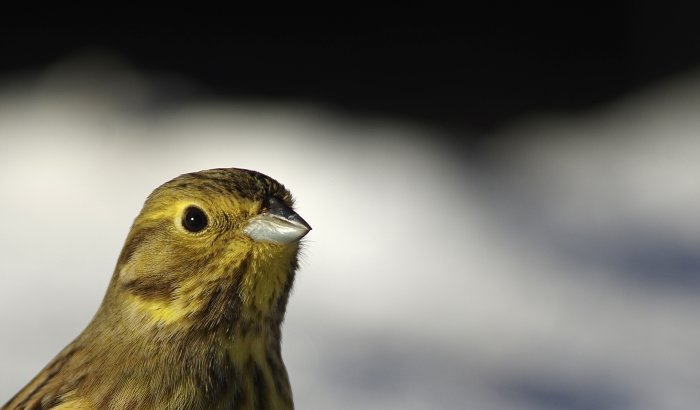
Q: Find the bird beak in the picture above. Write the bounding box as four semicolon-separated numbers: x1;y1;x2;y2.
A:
243;199;311;244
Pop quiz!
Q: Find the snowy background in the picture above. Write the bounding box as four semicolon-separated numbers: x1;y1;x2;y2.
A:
1;56;700;409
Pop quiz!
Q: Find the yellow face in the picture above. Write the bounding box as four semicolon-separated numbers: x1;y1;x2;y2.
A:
107;168;310;332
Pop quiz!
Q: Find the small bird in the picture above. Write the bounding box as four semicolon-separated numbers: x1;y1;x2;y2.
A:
3;168;311;410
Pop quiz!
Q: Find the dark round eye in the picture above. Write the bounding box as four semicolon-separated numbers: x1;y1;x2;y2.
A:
182;206;208;233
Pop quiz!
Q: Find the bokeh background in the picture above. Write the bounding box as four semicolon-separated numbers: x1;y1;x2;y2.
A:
2;11;700;409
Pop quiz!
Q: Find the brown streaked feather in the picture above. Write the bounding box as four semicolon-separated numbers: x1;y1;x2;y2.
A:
3;344;83;409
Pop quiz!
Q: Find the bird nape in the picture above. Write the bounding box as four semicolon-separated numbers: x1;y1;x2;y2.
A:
3;168;311;410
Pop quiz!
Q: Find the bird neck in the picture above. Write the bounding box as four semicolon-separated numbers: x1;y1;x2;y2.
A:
72;309;293;409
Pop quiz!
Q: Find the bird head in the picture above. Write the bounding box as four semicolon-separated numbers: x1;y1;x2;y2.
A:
104;168;311;334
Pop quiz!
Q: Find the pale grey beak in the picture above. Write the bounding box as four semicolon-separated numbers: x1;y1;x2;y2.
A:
243;197;311;244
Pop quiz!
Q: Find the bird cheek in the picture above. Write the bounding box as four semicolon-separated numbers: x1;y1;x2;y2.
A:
221;236;254;266
118;258;140;284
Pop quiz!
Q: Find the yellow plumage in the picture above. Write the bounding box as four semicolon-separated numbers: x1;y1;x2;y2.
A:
3;168;311;410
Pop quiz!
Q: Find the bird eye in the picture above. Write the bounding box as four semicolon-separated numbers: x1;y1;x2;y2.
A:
182;206;208;233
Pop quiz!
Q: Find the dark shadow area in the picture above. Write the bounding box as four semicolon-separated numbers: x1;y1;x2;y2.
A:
462;152;700;292
312;331;634;409
499;378;632;410
2;7;700;135
554;234;700;291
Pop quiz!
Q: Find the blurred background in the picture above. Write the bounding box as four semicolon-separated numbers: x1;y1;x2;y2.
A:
2;9;700;409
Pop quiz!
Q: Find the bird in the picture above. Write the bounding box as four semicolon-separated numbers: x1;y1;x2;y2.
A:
3;168;311;410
